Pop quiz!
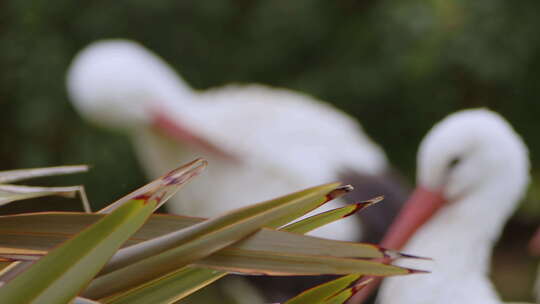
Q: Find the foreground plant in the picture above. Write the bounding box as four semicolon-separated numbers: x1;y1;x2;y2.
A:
0;159;423;303
0;165;90;211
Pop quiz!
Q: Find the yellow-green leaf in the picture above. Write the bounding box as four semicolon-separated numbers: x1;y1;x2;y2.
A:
0;197;155;304
285;274;362;304
82;183;340;299
101;200;372;304
102;266;226;304
323;287;353;304
323;279;372;304
281;196;382;234
0;161;204;303
196;250;408;276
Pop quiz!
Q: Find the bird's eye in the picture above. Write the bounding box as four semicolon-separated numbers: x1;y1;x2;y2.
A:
448;157;461;170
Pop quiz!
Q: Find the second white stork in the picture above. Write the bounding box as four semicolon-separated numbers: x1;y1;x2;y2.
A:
376;109;530;304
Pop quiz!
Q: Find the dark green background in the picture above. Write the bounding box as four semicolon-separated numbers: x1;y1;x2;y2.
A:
1;0;539;300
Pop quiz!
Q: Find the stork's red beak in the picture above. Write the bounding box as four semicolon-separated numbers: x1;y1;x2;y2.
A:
150;110;238;162
528;227;540;256
381;186;446;250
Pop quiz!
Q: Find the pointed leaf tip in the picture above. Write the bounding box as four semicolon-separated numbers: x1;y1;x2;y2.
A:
363;195;384;206
99;158;207;213
326;185;353;201
350;276;379;297
162;158;207;186
351;277;373;294
343;196;385;218
406;268;430;274
382;249;432;260
144;158;207;208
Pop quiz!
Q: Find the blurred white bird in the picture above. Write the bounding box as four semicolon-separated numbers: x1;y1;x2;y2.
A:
373;109;530;304
66;39;407;243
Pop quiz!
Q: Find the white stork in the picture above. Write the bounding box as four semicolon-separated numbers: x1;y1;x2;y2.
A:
66;39;407;242
375;109;530;304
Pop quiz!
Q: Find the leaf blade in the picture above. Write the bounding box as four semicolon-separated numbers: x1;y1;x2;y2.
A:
0;161;204;303
285;274;361;304
82;183;340;299
0;198;155;304
102;266;227;304
99;203;381;304
0;165;88;184
195;249;410;276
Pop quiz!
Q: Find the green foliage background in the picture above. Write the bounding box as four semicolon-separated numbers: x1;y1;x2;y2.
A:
1;0;539;299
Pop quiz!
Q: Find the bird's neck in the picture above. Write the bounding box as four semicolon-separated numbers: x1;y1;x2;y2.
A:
413;189;514;266
406;206;494;275
398;188;519;303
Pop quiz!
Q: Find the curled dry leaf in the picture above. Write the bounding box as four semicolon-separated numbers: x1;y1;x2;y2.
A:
0;165;90;212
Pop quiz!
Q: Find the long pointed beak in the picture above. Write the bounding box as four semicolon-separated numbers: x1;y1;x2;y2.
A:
150;110;238;162
528;227;540;256
380;186;446;250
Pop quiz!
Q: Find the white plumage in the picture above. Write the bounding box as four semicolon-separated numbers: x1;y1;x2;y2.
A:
66;39;397;241
378;109;530;304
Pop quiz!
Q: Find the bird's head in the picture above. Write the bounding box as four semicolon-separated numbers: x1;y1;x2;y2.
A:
66;39;193;132
417;109;529;203
381;109;530;250
66;39;237;161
